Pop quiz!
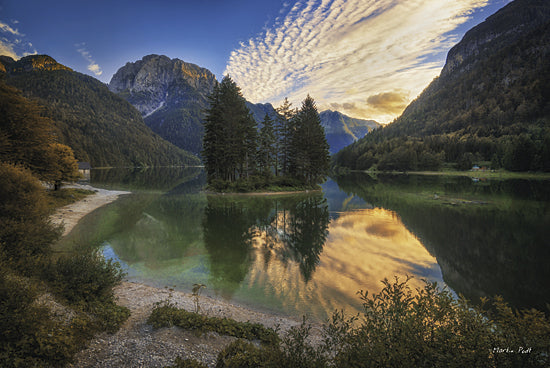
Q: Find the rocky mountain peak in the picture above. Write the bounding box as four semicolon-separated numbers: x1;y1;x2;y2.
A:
108;54;217;116
441;0;550;78
0;55;72;74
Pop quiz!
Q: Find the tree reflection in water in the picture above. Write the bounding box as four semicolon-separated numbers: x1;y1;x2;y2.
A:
202;193;330;297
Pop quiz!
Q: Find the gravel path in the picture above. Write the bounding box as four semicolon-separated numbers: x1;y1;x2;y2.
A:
68;282;303;368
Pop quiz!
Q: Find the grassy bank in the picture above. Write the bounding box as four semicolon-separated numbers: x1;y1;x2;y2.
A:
353;169;550;180
46;187;95;210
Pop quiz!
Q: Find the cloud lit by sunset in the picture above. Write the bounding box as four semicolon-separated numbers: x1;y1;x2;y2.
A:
225;0;489;123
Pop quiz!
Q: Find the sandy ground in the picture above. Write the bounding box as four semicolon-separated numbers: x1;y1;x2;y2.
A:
51;184;131;236
52;183;309;367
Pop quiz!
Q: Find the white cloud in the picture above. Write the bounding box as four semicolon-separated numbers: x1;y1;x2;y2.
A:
0;21;22;36
0;19;35;59
225;0;489;123
75;43;103;76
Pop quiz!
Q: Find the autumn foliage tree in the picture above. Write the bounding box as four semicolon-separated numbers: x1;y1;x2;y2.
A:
0;80;80;189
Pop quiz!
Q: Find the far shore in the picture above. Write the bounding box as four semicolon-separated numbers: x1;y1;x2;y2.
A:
52;182;311;367
204;188;322;196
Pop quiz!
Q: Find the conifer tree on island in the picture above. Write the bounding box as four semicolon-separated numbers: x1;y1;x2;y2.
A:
289;95;330;185
203;76;330;192
202;75;257;185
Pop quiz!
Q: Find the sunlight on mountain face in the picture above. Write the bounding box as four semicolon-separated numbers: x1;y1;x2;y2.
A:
246;207;442;320
225;0;489;123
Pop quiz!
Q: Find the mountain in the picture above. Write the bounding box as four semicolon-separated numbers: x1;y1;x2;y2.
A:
333;0;550;172
109;54;217;155
1;55;199;167
319;110;380;154
245;101;278;124
110;55;381;157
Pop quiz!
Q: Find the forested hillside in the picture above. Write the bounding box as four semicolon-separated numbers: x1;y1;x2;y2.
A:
1;55;199;167
333;0;550;172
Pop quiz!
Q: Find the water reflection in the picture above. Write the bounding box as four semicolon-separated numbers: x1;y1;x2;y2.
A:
202;194;329;297
59;169;448;320
334;173;550;312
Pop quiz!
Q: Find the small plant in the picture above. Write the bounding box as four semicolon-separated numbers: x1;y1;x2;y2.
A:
148;305;279;345
192;283;206;313
166;356;209;368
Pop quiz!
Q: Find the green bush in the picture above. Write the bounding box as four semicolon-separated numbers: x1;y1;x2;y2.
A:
148;302;279;345
46;248;126;306
0;272;82;367
325;277;550;368
0;163;60;273
215;340;282;368
209;277;550;368
166;356;209;368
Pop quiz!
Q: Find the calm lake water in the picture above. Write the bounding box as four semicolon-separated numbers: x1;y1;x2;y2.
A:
57;168;550;321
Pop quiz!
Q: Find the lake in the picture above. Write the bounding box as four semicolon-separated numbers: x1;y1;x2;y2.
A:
57;167;550;321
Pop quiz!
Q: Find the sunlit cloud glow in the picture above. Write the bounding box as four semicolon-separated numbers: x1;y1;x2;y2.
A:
0;19;36;59
225;0;489;123
75;43;103;76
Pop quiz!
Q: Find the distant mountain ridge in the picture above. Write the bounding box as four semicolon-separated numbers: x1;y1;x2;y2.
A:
0;55;199;167
319;110;380;154
111;54;379;156
333;0;550;172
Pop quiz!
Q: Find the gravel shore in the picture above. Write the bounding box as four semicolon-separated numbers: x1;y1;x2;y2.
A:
53;183;308;367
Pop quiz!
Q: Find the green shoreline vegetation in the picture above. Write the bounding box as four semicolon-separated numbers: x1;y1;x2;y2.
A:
340;168;550;180
159;277;550;368
1;80;130;366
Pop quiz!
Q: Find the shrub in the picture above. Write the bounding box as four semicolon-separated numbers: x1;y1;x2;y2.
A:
210;277;550;368
0;163;60;273
166;356;209;368
325;277;550;368
148;302;279;345
215;339;282;368
46;248;126;306
0;272;82;367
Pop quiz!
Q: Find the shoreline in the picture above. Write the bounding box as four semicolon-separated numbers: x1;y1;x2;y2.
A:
52;182;309;367
204;188;322;196
51;183;131;236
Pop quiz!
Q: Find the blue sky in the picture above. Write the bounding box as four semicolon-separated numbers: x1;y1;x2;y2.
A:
1;0;511;122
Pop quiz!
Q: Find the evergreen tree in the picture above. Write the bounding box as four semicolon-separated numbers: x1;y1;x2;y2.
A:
289;95;330;185
257;114;277;178
275;97;296;177
202;76;256;185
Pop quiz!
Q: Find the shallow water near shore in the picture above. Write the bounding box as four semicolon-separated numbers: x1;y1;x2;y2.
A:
57;167;550;321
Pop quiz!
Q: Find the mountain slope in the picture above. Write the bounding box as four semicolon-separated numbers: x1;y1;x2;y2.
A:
109;55;217;155
1;55;199;167
333;0;550;172
319;110;380;154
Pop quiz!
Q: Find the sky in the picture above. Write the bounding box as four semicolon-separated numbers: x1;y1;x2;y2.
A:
1;0;511;123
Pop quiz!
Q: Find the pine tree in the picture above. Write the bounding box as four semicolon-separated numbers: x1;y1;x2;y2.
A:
275;97;295;177
202;75;256;186
257;113;277;178
289;95;330;185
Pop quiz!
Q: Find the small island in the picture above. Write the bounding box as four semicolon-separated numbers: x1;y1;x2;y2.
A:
202;76;330;193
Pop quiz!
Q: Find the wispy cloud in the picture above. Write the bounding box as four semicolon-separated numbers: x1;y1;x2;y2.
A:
225;0;489;123
0;20;22;36
75;43;103;76
0;19;36;59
